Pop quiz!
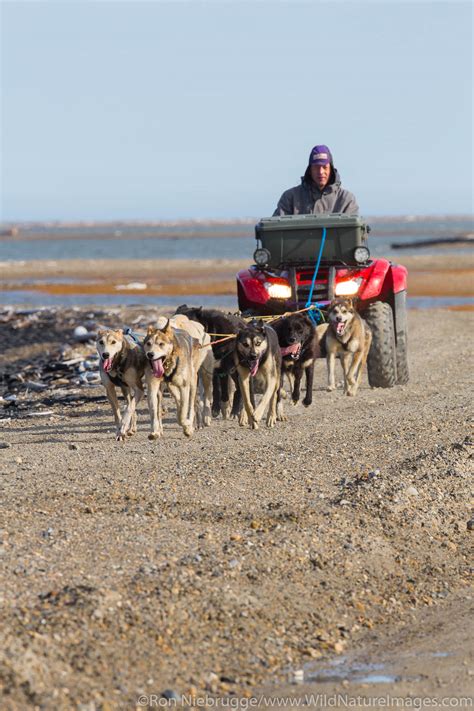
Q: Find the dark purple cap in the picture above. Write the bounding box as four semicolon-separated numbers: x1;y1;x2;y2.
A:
309;145;333;166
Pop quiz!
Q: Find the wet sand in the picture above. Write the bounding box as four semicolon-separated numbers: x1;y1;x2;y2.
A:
0;254;473;300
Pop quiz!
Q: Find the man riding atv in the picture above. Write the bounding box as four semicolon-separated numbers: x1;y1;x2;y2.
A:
274;144;359;216
236;143;409;389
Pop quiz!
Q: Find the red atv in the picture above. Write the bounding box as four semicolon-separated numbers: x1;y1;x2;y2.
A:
236;214;409;388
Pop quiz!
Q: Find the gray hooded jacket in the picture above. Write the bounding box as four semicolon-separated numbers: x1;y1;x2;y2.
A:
273;166;359;216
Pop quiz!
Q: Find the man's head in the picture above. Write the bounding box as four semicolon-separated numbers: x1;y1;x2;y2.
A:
308;144;333;190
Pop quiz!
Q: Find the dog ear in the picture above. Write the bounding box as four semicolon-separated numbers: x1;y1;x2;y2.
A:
146;324;155;335
163;319;173;335
346;297;359;310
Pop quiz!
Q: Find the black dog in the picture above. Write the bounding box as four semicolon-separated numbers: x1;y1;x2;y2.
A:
272;313;321;407
175;305;246;418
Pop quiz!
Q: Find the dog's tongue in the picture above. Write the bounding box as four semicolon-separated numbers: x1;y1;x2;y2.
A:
281;343;301;357
103;358;113;373
336;322;345;335
152;358;165;378
250;358;260;377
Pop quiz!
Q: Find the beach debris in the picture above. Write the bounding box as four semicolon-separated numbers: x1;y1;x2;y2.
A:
0;305;165;418
0;442;12;449
73;325;97;343
391;233;474;249
26;410;56;418
115;282;147;291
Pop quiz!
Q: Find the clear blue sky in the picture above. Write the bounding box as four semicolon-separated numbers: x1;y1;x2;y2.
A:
1;0;472;220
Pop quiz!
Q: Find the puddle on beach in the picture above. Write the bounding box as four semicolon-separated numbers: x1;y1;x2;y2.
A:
0;290;239;309
300;655;422;686
293;648;454;687
305;658;400;685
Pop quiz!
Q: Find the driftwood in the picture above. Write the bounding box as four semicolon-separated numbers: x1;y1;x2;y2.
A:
391;234;473;249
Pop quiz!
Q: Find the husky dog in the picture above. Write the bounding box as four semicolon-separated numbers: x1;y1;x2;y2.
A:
143;320;202;439
234;320;281;429
156;313;214;428
272;313;321;407
96;329;146;441
175;305;246;419
326;298;372;396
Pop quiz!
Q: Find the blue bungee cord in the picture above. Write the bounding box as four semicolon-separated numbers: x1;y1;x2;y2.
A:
305;227;327;324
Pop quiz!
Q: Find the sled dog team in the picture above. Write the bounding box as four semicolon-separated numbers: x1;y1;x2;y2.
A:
96;298;372;441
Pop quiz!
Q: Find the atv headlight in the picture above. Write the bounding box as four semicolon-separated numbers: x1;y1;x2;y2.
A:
264;281;292;299
254;248;271;268
353;246;370;264
335;278;362;296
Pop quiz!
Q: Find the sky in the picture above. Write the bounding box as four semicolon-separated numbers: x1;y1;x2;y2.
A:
1;0;472;221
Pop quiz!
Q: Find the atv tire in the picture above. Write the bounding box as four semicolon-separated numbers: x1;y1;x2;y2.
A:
394;291;409;385
364;301;397;388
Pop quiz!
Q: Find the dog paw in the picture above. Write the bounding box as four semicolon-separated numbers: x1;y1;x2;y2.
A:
238;412;249;427
220;402;231;420
327;385;336;392
250;419;259;430
266;416;276;428
115;434;125;442
302;398;312;408
212;407;221;419
183;425;194;438
148;432;161;441
203;416;212;427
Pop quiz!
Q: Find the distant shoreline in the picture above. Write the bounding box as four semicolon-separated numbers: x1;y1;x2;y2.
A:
1;214;473;230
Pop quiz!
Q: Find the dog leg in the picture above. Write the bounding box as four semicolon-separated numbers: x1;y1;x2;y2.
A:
199;358;213;427
341;352;353;395
327;352;337;391
350;331;373;396
292;368;302;405
230;374;242;419
147;376;163;440
345;350;363;396
237;367;257;428
212;371;222;418
119;385;144;438
266;380;280;428
170;381;194;438
254;371;279;426
276;375;287;422
103;380;122;437
303;362;315;407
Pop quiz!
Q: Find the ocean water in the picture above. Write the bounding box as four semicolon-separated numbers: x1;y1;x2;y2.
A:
0;218;472;262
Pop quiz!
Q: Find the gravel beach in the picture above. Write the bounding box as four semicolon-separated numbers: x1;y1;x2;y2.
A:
0;304;472;709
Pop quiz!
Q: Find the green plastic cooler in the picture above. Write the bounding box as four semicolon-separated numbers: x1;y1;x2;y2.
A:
255;214;369;268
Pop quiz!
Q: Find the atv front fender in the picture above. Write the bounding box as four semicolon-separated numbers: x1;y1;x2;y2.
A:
358;259;408;302
236;268;270;308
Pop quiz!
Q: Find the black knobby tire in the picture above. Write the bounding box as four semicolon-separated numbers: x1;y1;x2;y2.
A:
364;301;398;388
394;292;410;385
